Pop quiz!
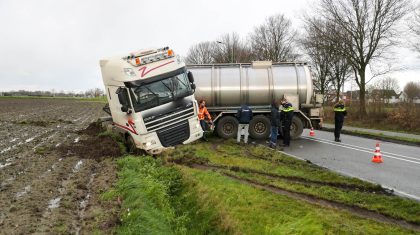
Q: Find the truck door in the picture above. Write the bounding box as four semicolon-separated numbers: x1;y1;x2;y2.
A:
113;87;137;134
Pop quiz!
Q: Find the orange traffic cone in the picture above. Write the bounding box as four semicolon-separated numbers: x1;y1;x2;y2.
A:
371;142;384;163
309;128;315;137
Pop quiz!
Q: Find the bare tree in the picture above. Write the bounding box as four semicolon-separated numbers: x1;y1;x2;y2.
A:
249;14;298;62
403;81;420;102
371;77;400;102
301;18;333;100
411;4;420;53
301;18;352;103
317;0;410;116
185;41;217;64
212;32;253;63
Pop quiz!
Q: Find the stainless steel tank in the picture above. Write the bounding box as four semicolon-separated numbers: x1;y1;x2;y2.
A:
186;62;313;107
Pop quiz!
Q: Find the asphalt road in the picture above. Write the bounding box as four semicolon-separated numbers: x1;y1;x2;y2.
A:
277;129;420;201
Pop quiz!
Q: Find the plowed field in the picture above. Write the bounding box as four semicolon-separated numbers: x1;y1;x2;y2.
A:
0;98;118;234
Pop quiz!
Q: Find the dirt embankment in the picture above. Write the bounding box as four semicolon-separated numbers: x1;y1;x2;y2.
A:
0;99;121;234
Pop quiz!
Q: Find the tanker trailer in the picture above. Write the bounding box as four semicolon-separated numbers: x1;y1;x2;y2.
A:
186;61;323;140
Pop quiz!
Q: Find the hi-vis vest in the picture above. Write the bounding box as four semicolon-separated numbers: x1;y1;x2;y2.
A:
334;106;346;112
282;103;294;112
198;106;211;121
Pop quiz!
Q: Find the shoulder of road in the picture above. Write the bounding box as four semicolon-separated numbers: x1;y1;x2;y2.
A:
322;123;420;146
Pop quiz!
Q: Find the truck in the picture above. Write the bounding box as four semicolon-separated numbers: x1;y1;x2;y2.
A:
100;47;203;154
186;61;323;140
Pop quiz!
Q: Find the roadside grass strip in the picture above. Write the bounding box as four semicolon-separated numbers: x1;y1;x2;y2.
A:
178;166;418;234
166;139;420;227
102;156;226;235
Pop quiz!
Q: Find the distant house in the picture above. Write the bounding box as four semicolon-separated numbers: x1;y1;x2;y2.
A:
345;90;362;101
369;89;401;104
399;92;420;104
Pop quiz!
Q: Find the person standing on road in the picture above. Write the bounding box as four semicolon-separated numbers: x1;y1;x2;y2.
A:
280;99;294;147
198;99;213;141
333;100;347;142
236;104;253;144
269;100;281;149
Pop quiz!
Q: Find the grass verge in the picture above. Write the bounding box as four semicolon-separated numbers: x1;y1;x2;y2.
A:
322;125;420;145
178;166;418;234
102;156;226;235
166;139;420;225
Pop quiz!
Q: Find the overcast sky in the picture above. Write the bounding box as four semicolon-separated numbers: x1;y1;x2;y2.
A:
0;0;419;93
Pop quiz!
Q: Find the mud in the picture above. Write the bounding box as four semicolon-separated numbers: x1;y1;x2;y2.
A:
184;163;420;232
0;98;120;234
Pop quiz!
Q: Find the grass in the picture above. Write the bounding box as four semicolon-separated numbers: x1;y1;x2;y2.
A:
321;125;420;144
166;139;420;225
322;105;420;135
348;130;420;144
101;137;420;234
102;156;225;235
178;166;418;234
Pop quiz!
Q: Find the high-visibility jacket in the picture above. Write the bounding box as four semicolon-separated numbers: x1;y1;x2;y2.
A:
334;104;347;122
198;106;212;121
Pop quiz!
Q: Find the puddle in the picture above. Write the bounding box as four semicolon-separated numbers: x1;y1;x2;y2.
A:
55;143;61;147
0;162;12;168
16;185;31;198
25;138;34;143
1;147;11;154
74;137;80;143
10;138;18;142
73;160;83;173
48;197;61;209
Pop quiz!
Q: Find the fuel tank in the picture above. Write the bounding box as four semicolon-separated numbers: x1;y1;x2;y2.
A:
187;62;313;107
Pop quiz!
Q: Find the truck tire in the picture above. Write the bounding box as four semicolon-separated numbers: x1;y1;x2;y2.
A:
125;134;145;155
249;115;270;139
216;116;238;139
290;116;304;139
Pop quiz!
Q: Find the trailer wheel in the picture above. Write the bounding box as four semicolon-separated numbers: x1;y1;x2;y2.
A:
290;116;304;139
249;115;270;139
216;116;238;139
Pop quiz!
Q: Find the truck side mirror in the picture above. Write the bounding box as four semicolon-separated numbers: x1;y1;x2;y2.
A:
187;71;194;83
190;83;196;90
116;87;131;113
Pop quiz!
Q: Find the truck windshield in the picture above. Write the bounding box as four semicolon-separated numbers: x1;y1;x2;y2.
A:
129;72;191;112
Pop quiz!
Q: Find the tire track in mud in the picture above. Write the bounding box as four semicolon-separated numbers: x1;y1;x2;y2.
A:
0;98;117;234
184;163;420;232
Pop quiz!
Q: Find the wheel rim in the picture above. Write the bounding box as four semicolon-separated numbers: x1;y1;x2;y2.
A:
254;121;266;134
223;122;235;135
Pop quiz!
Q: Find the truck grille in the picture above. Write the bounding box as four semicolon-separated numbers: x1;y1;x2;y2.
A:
156;121;190;147
144;107;195;132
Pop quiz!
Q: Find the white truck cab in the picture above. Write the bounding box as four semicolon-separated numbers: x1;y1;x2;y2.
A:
100;47;203;154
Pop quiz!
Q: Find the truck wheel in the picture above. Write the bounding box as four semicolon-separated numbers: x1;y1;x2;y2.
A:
290;116;304;139
249;115;270;139
216;116;238;139
126;135;137;154
125;135;146;155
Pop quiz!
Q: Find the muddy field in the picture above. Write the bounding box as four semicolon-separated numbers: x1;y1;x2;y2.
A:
0;98;119;234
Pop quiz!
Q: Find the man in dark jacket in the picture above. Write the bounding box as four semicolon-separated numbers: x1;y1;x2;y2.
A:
269;100;280;149
280;99;294;147
236;104;253;144
334;100;347;142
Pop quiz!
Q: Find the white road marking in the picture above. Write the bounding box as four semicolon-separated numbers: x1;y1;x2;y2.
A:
301;137;420;165
307;136;420;161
